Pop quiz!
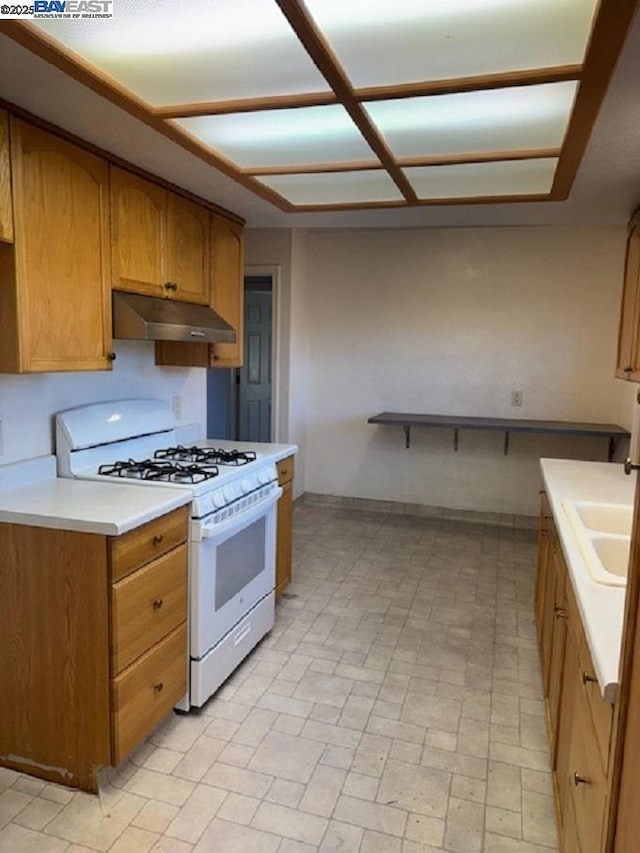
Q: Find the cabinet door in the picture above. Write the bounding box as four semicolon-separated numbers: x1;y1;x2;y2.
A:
276;480;293;595
166;194;209;304
0;110;12;243
111;167;167;297
616;213;640;380
210;213;244;367
10;120;112;373
548;545;567;761
556;625;580;839
535;493;552;630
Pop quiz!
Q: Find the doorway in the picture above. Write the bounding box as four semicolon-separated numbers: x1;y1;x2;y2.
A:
206;271;277;442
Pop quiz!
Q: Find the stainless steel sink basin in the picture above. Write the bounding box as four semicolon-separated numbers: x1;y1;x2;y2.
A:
563;500;632;587
572;501;633;536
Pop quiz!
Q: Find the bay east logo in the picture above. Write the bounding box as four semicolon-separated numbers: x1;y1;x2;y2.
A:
34;0;112;15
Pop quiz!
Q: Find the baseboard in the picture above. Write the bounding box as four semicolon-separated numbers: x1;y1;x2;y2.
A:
297;491;538;530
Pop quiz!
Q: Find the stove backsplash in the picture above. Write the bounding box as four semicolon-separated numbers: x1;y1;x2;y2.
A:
0;341;206;466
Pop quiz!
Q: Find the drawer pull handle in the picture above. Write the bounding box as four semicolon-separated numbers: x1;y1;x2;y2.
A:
554;605;566;619
153;599;164;610
154;682;164;693
573;772;589;786
582;671;597;685
152;534;164;546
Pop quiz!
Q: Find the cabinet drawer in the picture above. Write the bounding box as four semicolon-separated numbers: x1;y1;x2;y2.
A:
111;544;187;674
111;622;186;765
277;456;295;486
109;506;188;582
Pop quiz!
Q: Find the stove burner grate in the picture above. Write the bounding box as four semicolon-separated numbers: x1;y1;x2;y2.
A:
98;458;219;484
154;446;257;466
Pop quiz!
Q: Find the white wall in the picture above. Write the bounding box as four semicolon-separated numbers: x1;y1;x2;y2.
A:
245;229;310;499
301;226;629;516
0;341;206;464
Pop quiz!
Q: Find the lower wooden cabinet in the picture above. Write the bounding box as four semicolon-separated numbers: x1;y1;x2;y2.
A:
0;505;188;791
536;493;615;852
276;455;295;595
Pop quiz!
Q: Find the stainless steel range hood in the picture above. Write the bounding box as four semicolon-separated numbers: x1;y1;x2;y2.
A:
112;291;236;344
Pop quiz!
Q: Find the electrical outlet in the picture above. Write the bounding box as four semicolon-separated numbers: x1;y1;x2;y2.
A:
171;396;182;420
511;390;524;408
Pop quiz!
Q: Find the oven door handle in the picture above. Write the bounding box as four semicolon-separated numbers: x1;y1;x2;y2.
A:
199;486;283;541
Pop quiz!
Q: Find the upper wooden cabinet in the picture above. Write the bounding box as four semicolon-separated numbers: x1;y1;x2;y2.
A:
0;111;13;243
155;212;245;369
0;118;112;374
110;167;209;305
616;210;640;380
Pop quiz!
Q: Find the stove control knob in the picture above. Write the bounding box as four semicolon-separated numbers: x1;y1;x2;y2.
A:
224;486;236;502
258;469;270;484
241;478;252;494
213;492;226;508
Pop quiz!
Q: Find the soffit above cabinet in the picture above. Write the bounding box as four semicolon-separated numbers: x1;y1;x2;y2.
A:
1;0;637;214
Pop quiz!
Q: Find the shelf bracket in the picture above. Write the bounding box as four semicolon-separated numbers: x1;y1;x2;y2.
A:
403;425;411;449
454;428;459;452
504;431;510;456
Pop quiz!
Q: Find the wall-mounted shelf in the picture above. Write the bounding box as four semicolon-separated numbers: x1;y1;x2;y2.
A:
367;412;630;461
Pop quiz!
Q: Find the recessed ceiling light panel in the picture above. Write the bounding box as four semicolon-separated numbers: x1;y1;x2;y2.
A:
256;170;404;205
404;158;558;199
304;0;598;87
365;82;578;159
176;105;377;169
31;0;331;105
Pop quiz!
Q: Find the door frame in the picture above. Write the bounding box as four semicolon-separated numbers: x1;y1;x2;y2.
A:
232;264;281;442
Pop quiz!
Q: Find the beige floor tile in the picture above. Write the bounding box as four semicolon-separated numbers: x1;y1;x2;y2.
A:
12;796;64;830
444;796;485;853
248;732;324;784
11;776;46;796
319;745;354;770
426;729;457;752
39;785;75;806
171;736;226;783
0;789;33;829
143;749;184;775
450;774;487;805
233;709;279;748
151;838;194;852
216;793;259;825
377;759;450;819
252;802;328;845
319;821;365;851
333;795;407;837
0;770;20;794
486;804;523;839
43;791;145;851
124;769;195;807
292;673;354;708
0;823;69;853
298;765;346;816
193;818;280;852
265;780;305;809
110;826;160;852
522;789;558;847
165;784;227;844
404;812;446;847
343;772;379;801
202;763;272;799
132;799;180;833
279;840;316;852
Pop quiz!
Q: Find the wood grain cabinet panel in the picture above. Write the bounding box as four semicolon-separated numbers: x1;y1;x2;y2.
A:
111;623;187;765
155;213;244;368
111;545;187;674
111;167;209;305
110;166;166;296
616;210;640;380
0;110;12;243
0;118;112;373
0;507;189;791
109;505;188;582
275;456;295;596
166;193;210;304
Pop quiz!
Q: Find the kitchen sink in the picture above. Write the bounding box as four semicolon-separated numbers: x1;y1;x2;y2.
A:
572;501;633;536
563;500;632;587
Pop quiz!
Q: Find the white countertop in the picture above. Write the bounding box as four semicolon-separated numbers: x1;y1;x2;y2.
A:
540;458;636;703
0;456;192;535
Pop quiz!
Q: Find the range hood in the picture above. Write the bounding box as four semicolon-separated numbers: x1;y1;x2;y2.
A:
112;291;236;344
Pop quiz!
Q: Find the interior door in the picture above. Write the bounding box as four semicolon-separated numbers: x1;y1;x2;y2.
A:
237;288;272;442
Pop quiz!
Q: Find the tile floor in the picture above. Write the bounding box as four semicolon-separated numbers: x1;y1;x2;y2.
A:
0;503;558;852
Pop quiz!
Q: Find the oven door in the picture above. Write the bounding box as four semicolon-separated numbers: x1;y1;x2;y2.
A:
190;487;282;659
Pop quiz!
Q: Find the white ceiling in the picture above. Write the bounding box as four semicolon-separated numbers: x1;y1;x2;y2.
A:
0;8;639;228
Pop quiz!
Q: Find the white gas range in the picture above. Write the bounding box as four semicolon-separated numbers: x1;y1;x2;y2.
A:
55;398;291;709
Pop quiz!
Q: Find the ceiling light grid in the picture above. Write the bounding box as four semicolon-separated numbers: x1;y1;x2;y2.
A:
13;0;633;211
